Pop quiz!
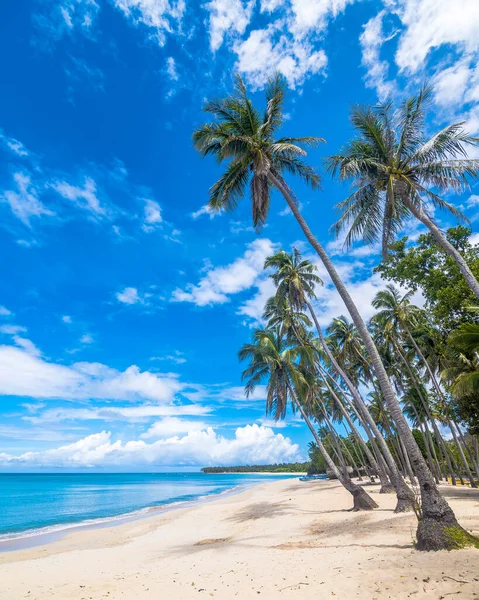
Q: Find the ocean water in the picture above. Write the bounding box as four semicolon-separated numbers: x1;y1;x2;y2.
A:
0;472;298;542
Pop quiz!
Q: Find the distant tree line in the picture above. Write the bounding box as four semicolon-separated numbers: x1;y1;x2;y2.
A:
201;462;309;474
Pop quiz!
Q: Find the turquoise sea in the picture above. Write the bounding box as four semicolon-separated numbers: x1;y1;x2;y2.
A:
0;472;298;543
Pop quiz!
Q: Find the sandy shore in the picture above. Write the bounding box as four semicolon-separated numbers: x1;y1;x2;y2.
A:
1;479;478;599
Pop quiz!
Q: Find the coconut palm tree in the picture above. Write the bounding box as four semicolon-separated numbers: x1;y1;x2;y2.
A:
193;73;471;549
444;323;479;398
239;328;378;510
264;249;405;497
327;86;479;299
372;286;479;486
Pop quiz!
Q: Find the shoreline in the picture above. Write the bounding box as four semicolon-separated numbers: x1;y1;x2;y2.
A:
0;475;301;552
1;478;478;599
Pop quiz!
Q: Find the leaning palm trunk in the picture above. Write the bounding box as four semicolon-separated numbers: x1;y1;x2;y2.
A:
403;328;478;487
287;382;378;511
270;171;475;550
404;198;479;301
306;300;408;501
316;362;392;488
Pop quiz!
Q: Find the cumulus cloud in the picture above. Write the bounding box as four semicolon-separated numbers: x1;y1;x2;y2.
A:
234;24;328;89
391;0;479;73
0;306;12;316
172;238;277;306
116;286;141;304
0;424;299;468
0;344;183;403
206;0;254;51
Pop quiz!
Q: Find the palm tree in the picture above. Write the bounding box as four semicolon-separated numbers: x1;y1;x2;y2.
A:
265;249;407;498
239;328;378;510
327;86;479;299
372;286;479;486
193;74;471;549
444;323;479;398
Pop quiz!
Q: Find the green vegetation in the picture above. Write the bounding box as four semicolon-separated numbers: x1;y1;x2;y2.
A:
194;76;479;548
201;463;309;474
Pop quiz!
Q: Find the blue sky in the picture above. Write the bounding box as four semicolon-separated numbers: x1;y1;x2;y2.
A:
0;0;478;470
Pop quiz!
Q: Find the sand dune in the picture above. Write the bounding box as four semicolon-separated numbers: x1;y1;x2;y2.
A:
1;479;478;599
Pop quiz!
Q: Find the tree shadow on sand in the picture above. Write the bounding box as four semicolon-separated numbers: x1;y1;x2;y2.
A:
225;501;293;523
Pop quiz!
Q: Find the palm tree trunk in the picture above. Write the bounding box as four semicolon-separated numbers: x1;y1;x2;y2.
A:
317;367;382;483
287;382;378;511
448;420;478;487
404;199;479;300
423;421;446;481
454;424;479;482
305;300;405;500
403;328;477;488
270;171;474;550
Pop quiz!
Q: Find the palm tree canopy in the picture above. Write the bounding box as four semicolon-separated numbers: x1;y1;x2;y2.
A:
193;74;323;228
371;284;422;332
327;85;479;256
265;247;323;309
239;328;311;420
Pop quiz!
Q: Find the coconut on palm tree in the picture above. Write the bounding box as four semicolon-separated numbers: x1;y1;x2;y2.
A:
193;73;474;550
327;85;479;299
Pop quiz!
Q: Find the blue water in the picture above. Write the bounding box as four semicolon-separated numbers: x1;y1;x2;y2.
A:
0;473;298;540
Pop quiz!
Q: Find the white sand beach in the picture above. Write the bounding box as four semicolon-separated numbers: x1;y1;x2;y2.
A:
1;478;478;600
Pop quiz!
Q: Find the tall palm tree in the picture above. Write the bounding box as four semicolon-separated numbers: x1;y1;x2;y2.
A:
327;86;479;299
372;286;479;486
239;328;378;510
265;249;406;498
193;74;470;549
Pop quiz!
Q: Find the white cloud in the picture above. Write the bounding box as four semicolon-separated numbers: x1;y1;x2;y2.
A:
190;204;218;220
0;130;29;157
150;351;186;365
172;238;277;306
206;0;254;52
0;306;11;316
466;195;479;208
0;345;183;403
0;424;299;468
309;257;425;326
392;0;479;73
0;325;26;335
360;10;395;100
80;333;94;344
142;199;162;231
62;315;72;324
112;0;185;45
53;177;105;216
289;0;356;35
2;173;55;226
26;403;211;424
116;286;141;304
141;417;207;439
238;277;276;323
234;24;328;89
166;56;178;81
12;337;42;358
